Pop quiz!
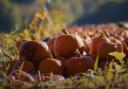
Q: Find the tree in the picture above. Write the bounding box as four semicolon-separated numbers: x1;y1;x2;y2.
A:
0;0;17;32
10;0;35;4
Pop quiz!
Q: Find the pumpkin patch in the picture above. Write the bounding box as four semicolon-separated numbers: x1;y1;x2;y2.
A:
1;23;128;89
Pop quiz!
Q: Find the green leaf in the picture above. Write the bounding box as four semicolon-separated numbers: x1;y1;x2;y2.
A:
109;52;126;64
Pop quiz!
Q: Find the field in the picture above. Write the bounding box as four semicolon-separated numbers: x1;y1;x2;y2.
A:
0;1;128;88
0;14;128;88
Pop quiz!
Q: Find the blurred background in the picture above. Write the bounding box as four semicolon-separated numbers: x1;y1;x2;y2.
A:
0;0;128;33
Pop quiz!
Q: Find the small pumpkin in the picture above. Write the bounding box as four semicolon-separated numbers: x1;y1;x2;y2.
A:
19;41;51;66
97;41;120;62
10;60;36;73
64;56;94;77
38;58;64;75
90;31;111;55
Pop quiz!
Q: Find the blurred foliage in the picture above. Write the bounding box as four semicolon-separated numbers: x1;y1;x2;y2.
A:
0;0;128;33
0;0;16;32
10;0;35;4
0;0;84;33
37;0;84;36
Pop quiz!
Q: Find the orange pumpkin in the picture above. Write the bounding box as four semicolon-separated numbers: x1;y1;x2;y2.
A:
90;36;108;55
64;56;94;77
11;60;36;73
47;37;56;57
56;56;66;65
97;41;120;61
53;34;84;58
19;41;51;66
38;58;64;75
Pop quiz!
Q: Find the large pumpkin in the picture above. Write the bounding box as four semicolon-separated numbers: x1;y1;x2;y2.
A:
53;34;84;58
19;41;51;66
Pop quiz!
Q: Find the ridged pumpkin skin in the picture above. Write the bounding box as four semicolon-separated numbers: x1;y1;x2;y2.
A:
11;60;36;73
90;37;107;55
97;42;119;61
19;41;51;65
53;34;84;58
64;56;94;77
56;56;66;65
38;58;64;75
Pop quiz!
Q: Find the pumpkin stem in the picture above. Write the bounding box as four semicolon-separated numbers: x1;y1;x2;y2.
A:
62;29;70;35
103;30;111;40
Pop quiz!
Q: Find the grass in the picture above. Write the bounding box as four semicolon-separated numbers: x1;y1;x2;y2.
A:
0;26;128;89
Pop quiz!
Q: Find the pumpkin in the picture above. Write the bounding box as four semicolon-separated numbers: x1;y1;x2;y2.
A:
10;60;36;73
19;41;51;66
90;37;106;55
47;37;56;57
38;58;64;75
89;31;112;55
56;56;66;65
53;34;84;58
64;56;94;77
97;41;120;62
